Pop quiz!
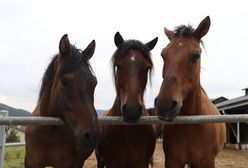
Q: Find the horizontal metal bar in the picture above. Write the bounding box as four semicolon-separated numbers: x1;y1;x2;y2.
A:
4;142;25;147
0;114;248;126
0;116;64;126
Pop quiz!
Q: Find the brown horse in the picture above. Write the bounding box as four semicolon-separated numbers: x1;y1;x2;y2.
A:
147;107;163;139
96;32;158;168
25;34;101;168
155;16;226;168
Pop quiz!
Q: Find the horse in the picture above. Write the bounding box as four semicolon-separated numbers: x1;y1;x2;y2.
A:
147;107;163;166
25;34;101;168
96;32;158;168
147;107;163;139
155;16;226;168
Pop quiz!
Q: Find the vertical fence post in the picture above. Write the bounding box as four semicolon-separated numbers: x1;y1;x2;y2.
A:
237;122;240;143
0;110;8;167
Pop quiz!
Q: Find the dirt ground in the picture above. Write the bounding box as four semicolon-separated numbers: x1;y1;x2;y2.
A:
84;141;248;168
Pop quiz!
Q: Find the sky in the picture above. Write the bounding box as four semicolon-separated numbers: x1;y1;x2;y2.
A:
0;0;248;112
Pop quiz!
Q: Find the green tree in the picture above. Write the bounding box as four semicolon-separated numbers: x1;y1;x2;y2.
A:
6;128;20;143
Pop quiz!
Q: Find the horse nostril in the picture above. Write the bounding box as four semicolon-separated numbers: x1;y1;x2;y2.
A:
171;100;178;110
84;132;93;144
122;104;127;114
122;103;142;122
137;105;142;115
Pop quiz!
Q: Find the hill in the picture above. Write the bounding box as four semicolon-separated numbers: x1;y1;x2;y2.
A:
0;103;31;116
96;109;105;116
0;102;105;117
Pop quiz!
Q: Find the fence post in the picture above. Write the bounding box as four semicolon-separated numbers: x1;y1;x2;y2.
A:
0;110;8;167
237;122;240;143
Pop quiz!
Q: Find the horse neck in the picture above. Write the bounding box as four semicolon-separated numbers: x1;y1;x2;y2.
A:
180;80;202;116
39;86;52;116
110;97;122;116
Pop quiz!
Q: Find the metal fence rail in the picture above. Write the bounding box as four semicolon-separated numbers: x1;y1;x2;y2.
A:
1;142;25;148
1;113;248;165
0;114;248;126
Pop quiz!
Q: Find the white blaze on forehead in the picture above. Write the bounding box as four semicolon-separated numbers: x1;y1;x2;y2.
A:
178;42;183;47
130;54;136;61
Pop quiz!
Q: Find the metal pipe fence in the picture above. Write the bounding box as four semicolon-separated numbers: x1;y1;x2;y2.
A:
1;111;248;165
3;142;25;148
0;114;248;126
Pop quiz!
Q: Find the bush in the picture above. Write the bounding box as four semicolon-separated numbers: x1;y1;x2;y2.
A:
6;129;20;143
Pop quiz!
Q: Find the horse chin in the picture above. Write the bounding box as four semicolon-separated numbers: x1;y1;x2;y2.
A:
157;110;180;122
123;115;140;123
158;115;174;121
75;143;95;153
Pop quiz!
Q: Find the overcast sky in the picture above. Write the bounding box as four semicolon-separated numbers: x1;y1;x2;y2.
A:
0;0;247;112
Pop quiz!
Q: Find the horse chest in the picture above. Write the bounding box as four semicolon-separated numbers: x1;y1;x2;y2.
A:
100;125;156;165
163;124;217;152
104;125;155;147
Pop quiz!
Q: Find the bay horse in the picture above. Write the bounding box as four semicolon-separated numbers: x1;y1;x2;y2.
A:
96;32;158;168
25;34;101;168
147;107;163;139
155;16;226;168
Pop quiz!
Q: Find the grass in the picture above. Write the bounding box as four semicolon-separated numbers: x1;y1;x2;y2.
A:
3;145;53;168
3;145;25;168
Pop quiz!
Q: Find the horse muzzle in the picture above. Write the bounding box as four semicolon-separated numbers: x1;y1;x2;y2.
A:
156;99;182;121
75;127;101;152
121;103;142;123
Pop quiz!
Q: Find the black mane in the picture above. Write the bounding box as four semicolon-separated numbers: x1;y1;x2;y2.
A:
111;40;153;82
173;25;204;46
38;45;89;100
174;25;195;38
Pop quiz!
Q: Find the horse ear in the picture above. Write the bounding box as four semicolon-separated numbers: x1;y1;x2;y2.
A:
82;40;96;60
59;34;70;56
145;37;158;51
114;32;124;47
193;16;211;40
164;27;174;41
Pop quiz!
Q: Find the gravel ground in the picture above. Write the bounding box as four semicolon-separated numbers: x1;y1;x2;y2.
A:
84;141;248;168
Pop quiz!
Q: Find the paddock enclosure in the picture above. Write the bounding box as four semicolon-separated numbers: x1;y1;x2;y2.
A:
2;141;248;168
1;110;248;167
84;142;248;168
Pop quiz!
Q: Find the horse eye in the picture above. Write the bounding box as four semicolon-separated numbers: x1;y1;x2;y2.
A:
191;53;200;63
116;65;121;70
61;76;72;87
